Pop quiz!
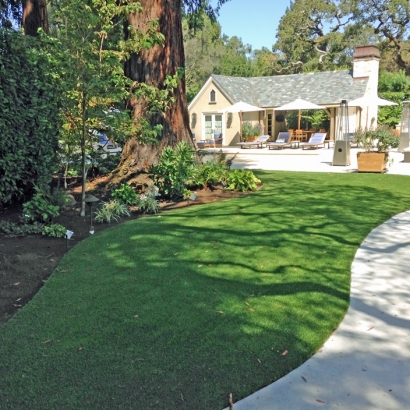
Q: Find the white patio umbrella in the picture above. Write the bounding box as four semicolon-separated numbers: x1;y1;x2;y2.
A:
349;96;397;129
274;98;323;129
348;95;397;107
219;101;265;140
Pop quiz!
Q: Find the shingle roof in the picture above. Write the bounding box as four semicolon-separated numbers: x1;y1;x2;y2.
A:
211;70;368;107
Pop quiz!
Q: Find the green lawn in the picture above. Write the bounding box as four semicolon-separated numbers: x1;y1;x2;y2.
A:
1;171;410;409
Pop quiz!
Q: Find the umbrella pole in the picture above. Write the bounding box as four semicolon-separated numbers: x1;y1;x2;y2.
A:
298;110;301;129
240;111;243;141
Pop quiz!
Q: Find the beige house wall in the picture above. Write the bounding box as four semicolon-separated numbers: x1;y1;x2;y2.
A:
189;81;236;145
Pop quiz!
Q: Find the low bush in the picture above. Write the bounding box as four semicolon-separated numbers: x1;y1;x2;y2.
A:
111;184;138;206
22;187;60;223
150;141;196;198
94;200;131;224
225;169;261;191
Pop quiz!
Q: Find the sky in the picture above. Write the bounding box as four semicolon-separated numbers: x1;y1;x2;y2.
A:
211;0;292;51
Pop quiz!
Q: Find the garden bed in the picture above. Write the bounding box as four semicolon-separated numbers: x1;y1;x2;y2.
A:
0;175;246;327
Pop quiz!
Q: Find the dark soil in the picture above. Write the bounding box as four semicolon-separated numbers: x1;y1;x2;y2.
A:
0;176;245;327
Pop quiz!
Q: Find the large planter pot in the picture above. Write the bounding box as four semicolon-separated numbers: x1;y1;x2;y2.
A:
357;152;387;173
244;136;259;142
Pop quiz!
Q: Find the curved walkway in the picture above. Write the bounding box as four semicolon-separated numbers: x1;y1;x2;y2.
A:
226;210;410;409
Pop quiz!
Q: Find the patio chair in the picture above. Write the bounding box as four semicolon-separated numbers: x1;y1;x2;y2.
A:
266;132;292;150
196;138;215;149
237;135;270;149
196;133;223;149
300;132;327;149
294;129;308;142
213;133;223;147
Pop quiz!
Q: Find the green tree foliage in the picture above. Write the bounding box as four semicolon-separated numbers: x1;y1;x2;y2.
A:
274;0;379;73
51;0;179;216
183;14;224;101
0;29;61;205
377;70;410;127
184;14;273;101
351;0;410;74
216;35;253;77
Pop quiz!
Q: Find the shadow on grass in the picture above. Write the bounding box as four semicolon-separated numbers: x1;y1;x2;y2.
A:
1;171;410;410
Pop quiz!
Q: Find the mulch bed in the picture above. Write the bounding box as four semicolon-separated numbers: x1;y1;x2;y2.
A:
0;176;245;327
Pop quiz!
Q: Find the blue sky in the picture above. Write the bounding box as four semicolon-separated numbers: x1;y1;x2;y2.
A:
211;0;292;51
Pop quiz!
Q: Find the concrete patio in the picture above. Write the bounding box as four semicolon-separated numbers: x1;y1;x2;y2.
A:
204;146;410;176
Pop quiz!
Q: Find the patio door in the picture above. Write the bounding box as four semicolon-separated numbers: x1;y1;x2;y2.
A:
203;114;223;140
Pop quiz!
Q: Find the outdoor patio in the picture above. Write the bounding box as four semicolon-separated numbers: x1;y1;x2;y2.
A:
202;146;410;176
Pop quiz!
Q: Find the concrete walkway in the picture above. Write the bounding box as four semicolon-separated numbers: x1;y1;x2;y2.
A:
219;148;410;409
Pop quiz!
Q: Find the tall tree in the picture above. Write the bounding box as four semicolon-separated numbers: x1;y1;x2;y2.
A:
0;0;48;34
120;0;229;176
183;14;223;102
22;0;48;35
273;0;378;73
351;0;410;74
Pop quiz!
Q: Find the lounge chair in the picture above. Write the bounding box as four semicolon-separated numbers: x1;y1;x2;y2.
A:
96;132;122;154
237;135;270;149
300;133;327;149
266;132;292;150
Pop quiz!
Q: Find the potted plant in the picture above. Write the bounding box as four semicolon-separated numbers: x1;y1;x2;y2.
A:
354;127;399;173
242;122;262;142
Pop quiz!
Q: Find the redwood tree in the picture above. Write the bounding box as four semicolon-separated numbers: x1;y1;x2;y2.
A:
22;0;48;35
120;0;228;175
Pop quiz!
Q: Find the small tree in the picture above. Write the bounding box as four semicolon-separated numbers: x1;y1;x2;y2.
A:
52;0;176;216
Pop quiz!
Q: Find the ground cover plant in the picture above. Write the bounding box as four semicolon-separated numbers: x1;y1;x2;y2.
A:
1;171;410;409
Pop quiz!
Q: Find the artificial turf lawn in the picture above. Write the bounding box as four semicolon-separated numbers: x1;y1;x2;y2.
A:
1;171;410;409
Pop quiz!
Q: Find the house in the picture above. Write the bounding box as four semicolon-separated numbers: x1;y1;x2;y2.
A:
188;46;381;145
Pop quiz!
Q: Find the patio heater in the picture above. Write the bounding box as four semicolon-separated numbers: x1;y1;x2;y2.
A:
398;101;410;154
332;100;351;166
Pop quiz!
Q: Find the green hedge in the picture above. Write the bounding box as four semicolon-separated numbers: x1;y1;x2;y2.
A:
0;29;61;205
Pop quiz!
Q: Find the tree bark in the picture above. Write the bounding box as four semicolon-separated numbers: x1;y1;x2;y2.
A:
22;0;49;36
120;0;193;176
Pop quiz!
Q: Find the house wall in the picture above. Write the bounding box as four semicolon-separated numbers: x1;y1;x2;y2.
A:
189;81;238;145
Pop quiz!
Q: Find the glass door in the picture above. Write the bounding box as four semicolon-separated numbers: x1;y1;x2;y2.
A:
203;114;223;139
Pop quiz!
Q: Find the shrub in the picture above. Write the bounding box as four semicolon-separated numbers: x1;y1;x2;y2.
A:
0;29;61;205
94;200;131;223
149;141;196;198
42;224;67;238
0;221;44;236
225;169;261;192
137;185;160;214
111;184;138;206
22;187;60;223
188;162;228;188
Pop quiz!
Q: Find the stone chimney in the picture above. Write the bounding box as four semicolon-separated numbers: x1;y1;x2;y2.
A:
352;46;380;129
352;45;380;96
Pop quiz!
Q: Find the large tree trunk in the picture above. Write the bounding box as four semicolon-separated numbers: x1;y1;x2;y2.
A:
22;0;49;36
119;0;193;176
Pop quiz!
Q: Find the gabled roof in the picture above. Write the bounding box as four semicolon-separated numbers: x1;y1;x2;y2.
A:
210;70;368;108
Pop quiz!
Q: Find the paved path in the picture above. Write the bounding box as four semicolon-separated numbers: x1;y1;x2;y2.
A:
219;148;410;409
226;211;410;409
